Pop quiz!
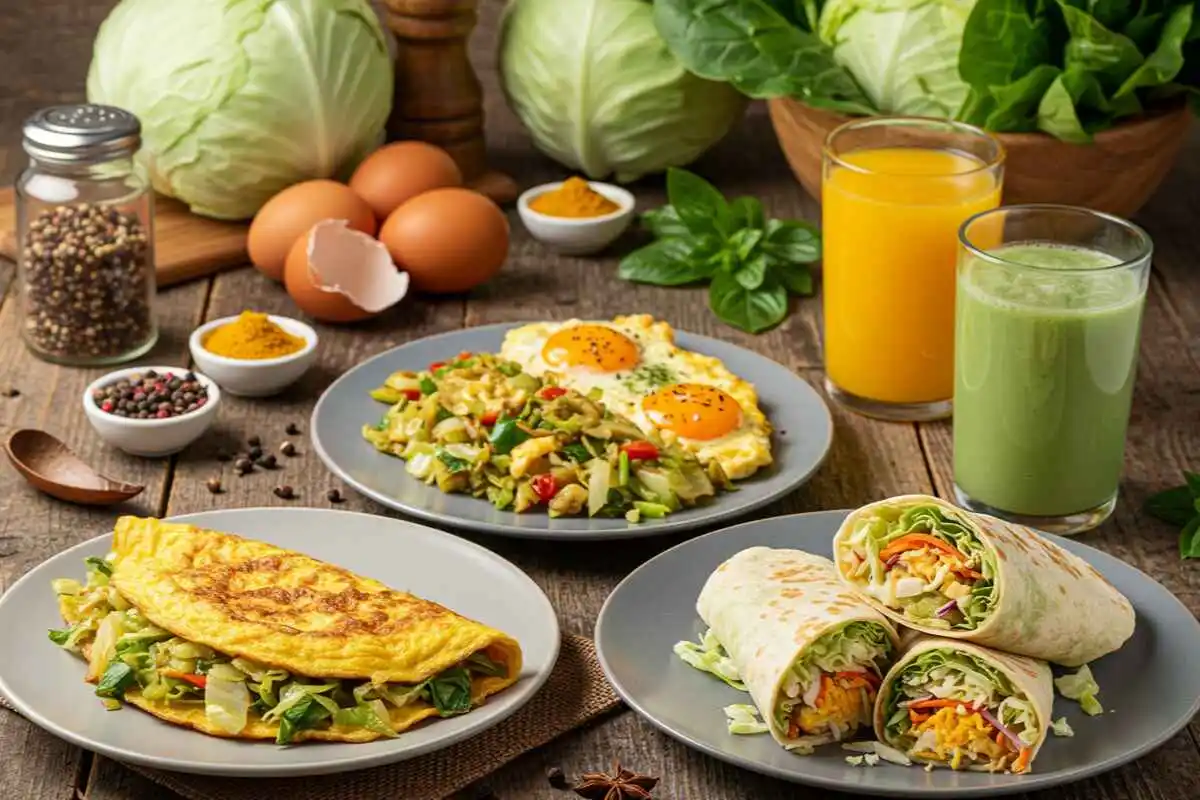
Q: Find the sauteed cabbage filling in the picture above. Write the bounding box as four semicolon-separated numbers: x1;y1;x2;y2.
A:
839;505;998;630
363;352;730;520
50;557;508;744
880;649;1040;773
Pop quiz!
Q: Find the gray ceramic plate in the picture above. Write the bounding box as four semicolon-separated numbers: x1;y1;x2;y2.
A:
0;508;560;777
595;510;1200;797
311;324;832;539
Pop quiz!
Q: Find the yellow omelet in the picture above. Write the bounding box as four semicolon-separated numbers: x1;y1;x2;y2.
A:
500;315;772;479
54;517;522;743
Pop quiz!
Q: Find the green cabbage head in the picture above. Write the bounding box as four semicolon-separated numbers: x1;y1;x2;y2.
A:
498;0;746;183
87;0;394;220
818;0;977;118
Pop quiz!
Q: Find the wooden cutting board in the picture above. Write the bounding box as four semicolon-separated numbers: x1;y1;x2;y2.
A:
0;188;249;287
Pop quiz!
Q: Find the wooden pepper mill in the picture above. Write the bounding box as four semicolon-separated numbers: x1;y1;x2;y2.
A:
380;0;519;205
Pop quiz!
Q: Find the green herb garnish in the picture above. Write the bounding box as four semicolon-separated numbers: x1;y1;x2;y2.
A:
618;168;818;333
418;376;438;395
1144;471;1200;559
95;661;137;699
488;418;531;455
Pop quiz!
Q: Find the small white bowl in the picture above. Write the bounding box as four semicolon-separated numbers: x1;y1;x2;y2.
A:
83;367;220;458
517;180;635;256
189;315;318;398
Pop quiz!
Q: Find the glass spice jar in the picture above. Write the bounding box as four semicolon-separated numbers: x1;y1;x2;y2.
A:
15;104;157;365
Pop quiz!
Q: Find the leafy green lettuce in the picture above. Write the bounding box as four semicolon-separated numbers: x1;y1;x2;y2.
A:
1054;664;1104;715
653;0;1199;140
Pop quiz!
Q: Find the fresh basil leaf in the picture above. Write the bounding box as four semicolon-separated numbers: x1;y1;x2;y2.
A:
1057;1;1146;91
729;228;765;261
708;273;788;333
427;667;473;717
618;238;716;286
730;196;766;230
1116;4;1192;97
641;205;690;240
435;448;471;473
982;65;1063;131
652;0;876;114
1180;515;1200;559
736;253;769;290
960;0;1057;88
1144;484;1197;527
85;556;113;577
488;418;531;455
762;219;820;263
95;661;137;699
773;262;815;296
419;376;437;395
666;168;733;237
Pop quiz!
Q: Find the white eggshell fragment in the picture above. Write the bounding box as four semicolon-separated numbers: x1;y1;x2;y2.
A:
306;218;410;313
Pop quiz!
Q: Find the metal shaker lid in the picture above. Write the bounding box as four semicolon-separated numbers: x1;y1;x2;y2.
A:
22;104;141;165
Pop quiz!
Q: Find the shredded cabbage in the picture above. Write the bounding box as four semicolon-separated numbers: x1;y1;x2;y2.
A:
1055;664;1103;716
723;704;769;735
205;673;251;735
673;629;747;690
1050;717;1075;737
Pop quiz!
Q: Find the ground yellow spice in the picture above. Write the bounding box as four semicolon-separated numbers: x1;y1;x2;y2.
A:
530;177;620;218
204;311;305;360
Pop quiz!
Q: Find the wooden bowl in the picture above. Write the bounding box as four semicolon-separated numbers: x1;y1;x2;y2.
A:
767;97;1193;217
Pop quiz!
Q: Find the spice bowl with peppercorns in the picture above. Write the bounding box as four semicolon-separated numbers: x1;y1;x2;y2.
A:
82;367;220;457
189;312;318;397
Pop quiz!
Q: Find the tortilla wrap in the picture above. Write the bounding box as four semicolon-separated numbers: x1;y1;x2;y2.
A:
696;546;900;750
833;494;1134;666
874;635;1053;773
57;517;522;743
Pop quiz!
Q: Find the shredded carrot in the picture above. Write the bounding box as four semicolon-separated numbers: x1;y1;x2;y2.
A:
814;674;831;708
837;670;880;688
909;709;930;725
906;698;973;711
879;533;964;563
1013;747;1032;773
994;730;1007;747
787;720;800;738
955;566;985;580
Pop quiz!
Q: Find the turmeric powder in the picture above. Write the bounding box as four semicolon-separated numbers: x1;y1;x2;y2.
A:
204;310;305;360
529;177;620;218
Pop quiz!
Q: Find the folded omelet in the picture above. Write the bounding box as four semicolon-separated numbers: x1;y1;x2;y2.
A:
49;517;522;744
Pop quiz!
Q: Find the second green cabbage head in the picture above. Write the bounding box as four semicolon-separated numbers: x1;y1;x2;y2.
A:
498;0;747;183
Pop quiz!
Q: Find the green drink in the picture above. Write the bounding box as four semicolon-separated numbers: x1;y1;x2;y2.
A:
953;206;1151;534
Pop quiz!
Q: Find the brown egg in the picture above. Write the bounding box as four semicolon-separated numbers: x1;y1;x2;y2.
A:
379;188;509;294
248;180;376;281
284;220;409;324
349;141;463;220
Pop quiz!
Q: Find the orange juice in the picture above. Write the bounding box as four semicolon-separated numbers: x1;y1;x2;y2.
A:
823;148;1001;406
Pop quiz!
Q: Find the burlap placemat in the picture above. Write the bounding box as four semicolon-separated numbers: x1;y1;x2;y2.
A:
1;633;620;800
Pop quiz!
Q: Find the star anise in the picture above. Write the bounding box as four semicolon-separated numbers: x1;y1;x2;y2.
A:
572;761;658;799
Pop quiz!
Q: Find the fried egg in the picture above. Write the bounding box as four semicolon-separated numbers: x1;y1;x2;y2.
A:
500;315;772;479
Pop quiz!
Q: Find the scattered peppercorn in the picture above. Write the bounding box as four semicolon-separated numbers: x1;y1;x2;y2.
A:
279;441;297;457
256;454;278;470
234;457;254;476
326;488;344;504
1;387;19;398
248;445;264;461
547;766;569;790
205;478;223;494
91;371;209;419
273;485;296;500
21;203;154;360
248;435;262;448
285;422;301;436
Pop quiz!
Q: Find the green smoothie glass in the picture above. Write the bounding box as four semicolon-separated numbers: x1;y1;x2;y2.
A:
953;205;1152;534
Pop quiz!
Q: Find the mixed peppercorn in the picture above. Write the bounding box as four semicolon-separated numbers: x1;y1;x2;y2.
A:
92;370;207;419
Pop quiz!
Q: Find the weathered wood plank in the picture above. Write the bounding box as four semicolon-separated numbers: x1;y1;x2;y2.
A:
85;757;183;800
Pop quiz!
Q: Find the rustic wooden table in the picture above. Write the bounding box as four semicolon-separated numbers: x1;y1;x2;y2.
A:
2;3;1198;799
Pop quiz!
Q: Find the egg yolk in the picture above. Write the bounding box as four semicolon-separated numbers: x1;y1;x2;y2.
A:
542;324;640;372
642;383;743;441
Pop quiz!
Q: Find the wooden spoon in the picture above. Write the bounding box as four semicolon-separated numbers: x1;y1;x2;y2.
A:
4;429;145;506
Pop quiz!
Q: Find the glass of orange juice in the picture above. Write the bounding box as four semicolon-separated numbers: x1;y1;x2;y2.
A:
822;117;1004;421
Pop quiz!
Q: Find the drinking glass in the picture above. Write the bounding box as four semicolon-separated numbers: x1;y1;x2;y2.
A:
953;204;1152;534
822;117;1004;421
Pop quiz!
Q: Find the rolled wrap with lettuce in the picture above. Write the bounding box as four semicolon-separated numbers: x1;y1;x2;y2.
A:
677;547;899;751
833;494;1135;666
875;636;1053;774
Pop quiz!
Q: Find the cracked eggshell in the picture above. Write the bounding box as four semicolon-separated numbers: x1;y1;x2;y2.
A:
283;219;410;324
248;180;377;282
